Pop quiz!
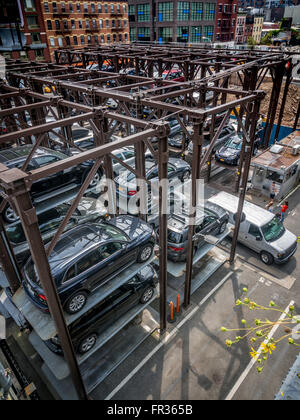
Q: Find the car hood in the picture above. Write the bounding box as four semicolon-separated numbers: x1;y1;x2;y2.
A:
169;157;190;170
217;147;239;158
269;229;297;253
107;215;153;240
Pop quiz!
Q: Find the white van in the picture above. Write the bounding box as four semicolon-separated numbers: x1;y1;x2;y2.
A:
208;191;297;265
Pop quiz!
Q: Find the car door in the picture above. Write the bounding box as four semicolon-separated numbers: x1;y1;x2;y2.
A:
33;155;64;193
244;223;263;252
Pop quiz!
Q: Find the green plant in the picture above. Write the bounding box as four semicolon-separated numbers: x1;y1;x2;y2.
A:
221;288;300;375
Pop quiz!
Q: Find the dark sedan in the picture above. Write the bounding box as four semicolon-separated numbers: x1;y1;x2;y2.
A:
45;265;158;355
0;146;104;224
215;134;260;165
158;203;229;262
23;216;155;314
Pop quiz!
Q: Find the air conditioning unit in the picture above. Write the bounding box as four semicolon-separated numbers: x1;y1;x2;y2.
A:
292;145;300;156
270;144;284;154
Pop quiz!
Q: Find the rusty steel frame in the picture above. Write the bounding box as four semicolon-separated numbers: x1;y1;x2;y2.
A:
0;45;290;399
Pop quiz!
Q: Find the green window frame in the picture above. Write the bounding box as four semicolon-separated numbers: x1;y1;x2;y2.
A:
203;25;214;41
177;2;190;21
177;26;189;42
190;26;202;43
158;27;173;43
130;27;136;42
138;27;150;41
191;2;203;21
137;4;150;22
204;3;216;21
158;2;174;22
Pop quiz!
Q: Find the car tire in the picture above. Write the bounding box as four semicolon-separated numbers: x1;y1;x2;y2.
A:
137;244;154;263
140;287;154;304
3;204;19;224
65;291;88;315
260;251;274;266
84;170;102;189
78;333;98;355
218;221;228;235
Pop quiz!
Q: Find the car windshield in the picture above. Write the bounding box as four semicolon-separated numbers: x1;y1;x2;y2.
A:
261;217;286;242
225;137;243;150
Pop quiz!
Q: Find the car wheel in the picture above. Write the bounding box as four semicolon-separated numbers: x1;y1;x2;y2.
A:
260;251;274;266
84;171;102;189
3;204;19;224
65;291;88;315
137;244;154;263
140;287;154;304
78;333;98;355
218;221;228;235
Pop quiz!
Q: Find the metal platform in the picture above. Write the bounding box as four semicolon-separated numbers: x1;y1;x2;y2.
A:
29;288;158;381
153;225;232;278
12;254;156;341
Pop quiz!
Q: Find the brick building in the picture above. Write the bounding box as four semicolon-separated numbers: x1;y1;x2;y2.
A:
128;1;218;44
0;0;50;61
41;1;129;60
215;0;238;42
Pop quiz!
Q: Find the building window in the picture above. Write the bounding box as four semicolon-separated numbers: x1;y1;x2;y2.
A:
129;5;135;22
44;2;49;12
47;20;52;30
158;2;173;22
177;2;190;21
107;34;111;43
119;34;122;42
49;37;55;46
80;35;85;45
123;4;127;13
52;2;57;12
137;4;150;22
77;3;81;12
111;4;114;13
55;20;60;29
73;36;78;45
191;3;203;21
130;27;136;42
190;26;202;42
99;19;103;28
84;3;88;13
71;20;76;29
91;3;95;13
24;0;36;11
69;3;73;13
124;20;127;28
203;25;214;41
177;26;189;42
158;27;173;42
27;16;39;29
31;32;41;44
101;34;105;43
58;37;63;47
61;2;66;13
204;3;215;21
138;27;150;41
106;19;109;28
98;4;102;13
105;4;108;13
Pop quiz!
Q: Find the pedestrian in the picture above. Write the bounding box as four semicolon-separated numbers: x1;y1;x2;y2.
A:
280;201;289;222
0;362;12;400
270;182;277;201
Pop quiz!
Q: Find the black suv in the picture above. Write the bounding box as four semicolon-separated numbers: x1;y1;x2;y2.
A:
159;203;229;262
0;146;104;224
45;265;158;355
23;216;155;314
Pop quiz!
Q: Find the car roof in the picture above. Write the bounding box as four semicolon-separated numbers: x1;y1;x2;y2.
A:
47;223;118;272
0;145;65;165
208;192;274;226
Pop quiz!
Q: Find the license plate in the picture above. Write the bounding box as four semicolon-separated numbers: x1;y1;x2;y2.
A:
220;159;225;162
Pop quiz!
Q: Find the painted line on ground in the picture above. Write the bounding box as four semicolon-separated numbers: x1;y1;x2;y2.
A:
104;271;234;400
225;299;295;401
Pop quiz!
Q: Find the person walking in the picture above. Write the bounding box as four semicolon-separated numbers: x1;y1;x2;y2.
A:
266;182;278;212
280;201;289;222
0;362;12;400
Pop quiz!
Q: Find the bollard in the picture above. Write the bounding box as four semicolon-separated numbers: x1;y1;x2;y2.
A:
167;301;176;324
176;294;182;315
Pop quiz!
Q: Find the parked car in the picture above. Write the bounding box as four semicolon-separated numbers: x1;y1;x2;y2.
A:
22;216;156;314
5;198;108;264
203;106;229;131
215;133;260;165
187;124;236;155
152;118;193;146
157;203;229;262
162;69;185;83
45;264;158;355
0;146;104;224
49;124;94;149
119;68;146;77
208;191;298;265
115;157;191;200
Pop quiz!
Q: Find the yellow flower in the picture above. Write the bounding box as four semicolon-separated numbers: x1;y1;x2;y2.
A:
250;347;258;358
261;342;276;355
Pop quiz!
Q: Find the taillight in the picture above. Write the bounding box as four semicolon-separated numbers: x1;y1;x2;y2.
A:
38;294;47;301
128;190;137;196
168;246;184;252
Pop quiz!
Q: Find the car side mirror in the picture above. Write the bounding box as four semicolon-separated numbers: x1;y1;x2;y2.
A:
256;236;262;241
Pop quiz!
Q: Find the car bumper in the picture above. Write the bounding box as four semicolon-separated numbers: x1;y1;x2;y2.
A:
215;156;237;165
22;281;49;313
274;244;298;264
167;250;187;263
